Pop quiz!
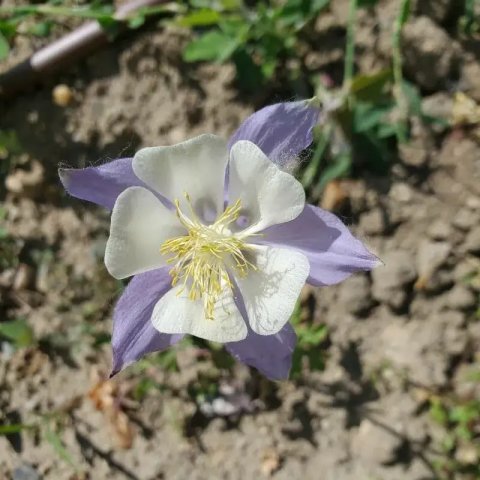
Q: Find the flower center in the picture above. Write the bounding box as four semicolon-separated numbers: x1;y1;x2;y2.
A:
160;194;255;320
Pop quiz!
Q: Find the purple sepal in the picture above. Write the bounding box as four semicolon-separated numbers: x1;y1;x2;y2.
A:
226;323;296;380
228;100;320;166
257;204;379;286
59;158;145;210
110;267;183;376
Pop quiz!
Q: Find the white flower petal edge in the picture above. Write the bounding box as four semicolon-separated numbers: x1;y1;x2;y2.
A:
229;140;305;235
133;134;229;219
105;187;185;279
235;245;310;335
151;284;247;342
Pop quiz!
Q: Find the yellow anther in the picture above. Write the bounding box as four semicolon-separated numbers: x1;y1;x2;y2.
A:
160;195;255;320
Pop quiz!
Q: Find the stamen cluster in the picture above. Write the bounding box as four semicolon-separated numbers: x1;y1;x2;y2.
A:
160;195;255;320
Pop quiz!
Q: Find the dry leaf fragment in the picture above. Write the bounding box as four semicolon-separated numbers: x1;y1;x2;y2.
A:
88;373;135;450
260;448;281;477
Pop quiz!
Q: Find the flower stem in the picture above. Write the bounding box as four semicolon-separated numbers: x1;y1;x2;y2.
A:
0;5;113;20
392;0;411;144
343;0;358;88
301;126;332;189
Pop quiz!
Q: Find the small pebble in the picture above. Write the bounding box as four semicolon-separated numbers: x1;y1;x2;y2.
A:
337;275;373;315
12;464;40;480
360;208;386;236
466;196;480;210
13;264;34;291
351;419;402;465
372;251;416;309
389;183;413;203
27;111;39;124
416;240;451;277
447;285;477;311
428;220;451;241
464;226;480;254
399;142;429;168
453;259;479;281
52;84;74;107
452;208;478;231
455;444;479;466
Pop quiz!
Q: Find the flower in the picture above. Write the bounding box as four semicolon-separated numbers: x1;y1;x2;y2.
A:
59;100;378;380
105;134;310;345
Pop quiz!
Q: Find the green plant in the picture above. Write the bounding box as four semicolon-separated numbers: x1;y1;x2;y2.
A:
0;413;80;472
289;301;328;378
429;389;480;478
0;319;35;349
182;0;331;90
0;0;181;61
459;0;480;36
298;0;452;198
300;68;398;197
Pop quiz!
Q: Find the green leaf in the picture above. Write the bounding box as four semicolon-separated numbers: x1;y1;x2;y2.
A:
183;31;239;62
219;17;247;36
290;348;303;378
430;398;448;425
92;331;111;347
0;31;9;61
281;0;330;19
299;324;328;345
398;0;411;26
178;9;221;27
376;121;399;139
260;59;277;79
0;20;17;39
155;348;179;372
312;0;331;13
277;0;309;27
0;130;21;156
353;102;392;133
401;80;422;116
98;17;121;39
358;0;380;7
305;348;325;371
450;403;480;425
127;14;146;29
317;153;352;192
0;319;35;348
0;423;34;435
190;0;240;8
289;300;302;325
232;48;264;92
29;21;52;37
133;378;161;400
354;130;391;172
350;69;392;102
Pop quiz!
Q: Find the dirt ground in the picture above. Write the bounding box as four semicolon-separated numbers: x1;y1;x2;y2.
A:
1;0;480;479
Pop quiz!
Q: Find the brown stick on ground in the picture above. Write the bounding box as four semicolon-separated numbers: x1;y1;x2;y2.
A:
0;0;166;98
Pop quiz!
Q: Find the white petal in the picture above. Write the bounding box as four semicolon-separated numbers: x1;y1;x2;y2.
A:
133;134;228;220
105;187;185;279
151;285;247;343
235;246;309;335
228;140;305;234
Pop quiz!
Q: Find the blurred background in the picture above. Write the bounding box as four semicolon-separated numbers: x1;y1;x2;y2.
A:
0;0;480;479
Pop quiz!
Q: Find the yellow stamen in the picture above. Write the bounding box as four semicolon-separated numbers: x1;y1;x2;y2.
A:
160;194;255;320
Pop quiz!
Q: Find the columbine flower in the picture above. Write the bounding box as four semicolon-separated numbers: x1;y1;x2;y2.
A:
105;134;310;345
60;100;378;380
